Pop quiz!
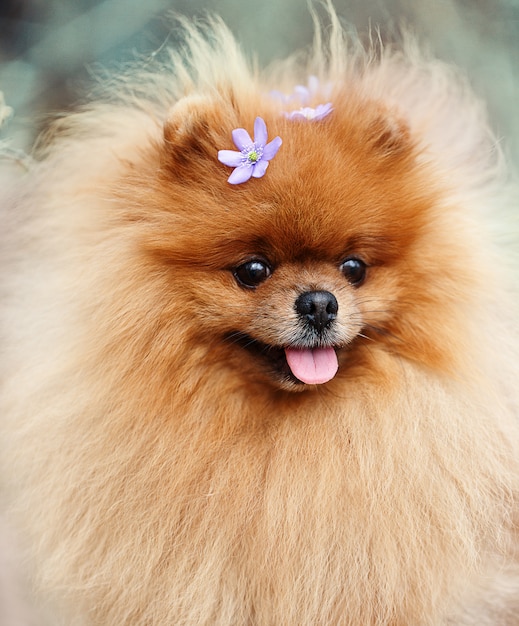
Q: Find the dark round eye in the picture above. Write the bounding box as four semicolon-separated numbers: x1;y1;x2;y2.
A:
340;257;367;286
234;259;272;289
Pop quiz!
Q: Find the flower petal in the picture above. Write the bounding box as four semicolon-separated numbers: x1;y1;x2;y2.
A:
314;102;334;121
284;109;306;121
218;150;244;167
284;103;333;122
262;136;282;160
253;117;268;146
227;164;253;185
251;160;269;178
232;128;253;151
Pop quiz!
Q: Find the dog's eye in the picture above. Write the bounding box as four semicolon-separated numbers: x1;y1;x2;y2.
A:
340;257;367;286
234;259;272;289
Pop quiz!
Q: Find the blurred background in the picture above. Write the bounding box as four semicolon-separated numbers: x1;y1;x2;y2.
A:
0;0;518;164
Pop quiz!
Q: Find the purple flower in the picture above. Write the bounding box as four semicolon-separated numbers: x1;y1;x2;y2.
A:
284;102;333;122
271;76;334;122
218;117;282;185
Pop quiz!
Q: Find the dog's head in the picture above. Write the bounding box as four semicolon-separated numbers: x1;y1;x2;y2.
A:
107;89;479;393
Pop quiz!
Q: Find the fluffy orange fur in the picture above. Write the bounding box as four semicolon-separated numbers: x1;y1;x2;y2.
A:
1;8;519;625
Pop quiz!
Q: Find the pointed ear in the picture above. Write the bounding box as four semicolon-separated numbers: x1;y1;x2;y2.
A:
162;95;225;178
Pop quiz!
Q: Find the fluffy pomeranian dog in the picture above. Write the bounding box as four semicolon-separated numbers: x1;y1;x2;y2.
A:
1;7;519;625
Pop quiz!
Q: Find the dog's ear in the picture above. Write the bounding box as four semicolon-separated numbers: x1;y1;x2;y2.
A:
162;95;225;179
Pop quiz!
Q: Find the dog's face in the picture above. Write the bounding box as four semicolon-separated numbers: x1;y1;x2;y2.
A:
121;93;470;392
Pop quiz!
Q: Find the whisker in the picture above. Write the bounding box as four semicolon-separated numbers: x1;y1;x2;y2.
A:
223;331;258;350
223;331;245;343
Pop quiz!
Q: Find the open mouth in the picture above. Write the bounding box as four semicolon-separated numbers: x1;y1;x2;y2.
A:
229;332;339;386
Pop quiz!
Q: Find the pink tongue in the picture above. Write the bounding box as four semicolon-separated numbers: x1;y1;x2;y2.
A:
284;347;338;385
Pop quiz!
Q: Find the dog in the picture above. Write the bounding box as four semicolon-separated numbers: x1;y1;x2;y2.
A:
1;8;519;625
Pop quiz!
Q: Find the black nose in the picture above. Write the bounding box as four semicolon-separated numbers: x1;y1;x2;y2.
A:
294;290;339;333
